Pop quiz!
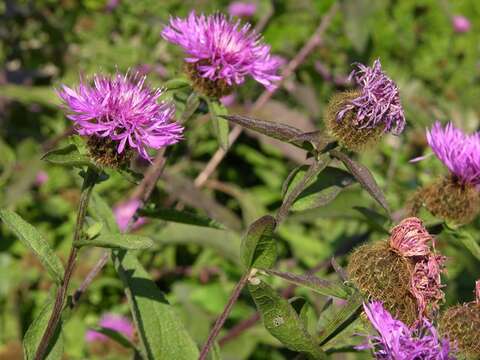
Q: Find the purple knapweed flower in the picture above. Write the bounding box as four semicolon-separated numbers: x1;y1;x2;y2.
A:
338;59;406;135
358;301;455;360
85;314;134;343
113;199;147;232
228;2;257;17
161;12;280;91
34;171;49;187
426;121;480;186
452;15;471;33
57;72;183;162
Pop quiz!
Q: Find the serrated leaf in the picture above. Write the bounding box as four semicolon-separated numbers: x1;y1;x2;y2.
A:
113;250;199;360
23;295;64;360
265;269;350;299
0;209;64;284
248;279;326;359
209;101;229;150
331;150;390;216
42;144;100;171
140;207;224;229
240;215;277;270
76;234;153;250
284;166;355;212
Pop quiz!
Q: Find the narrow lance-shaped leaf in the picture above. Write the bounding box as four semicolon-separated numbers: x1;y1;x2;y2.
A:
248;278;326;359
23;294;64;360
0;209;64;284
265;269;350;299
42;144;100;171
240;215;277;270
76;234;153;250
139;207;224;229
209;100;229;150
330;150;390;216
113;250;199;360
88;326;138;351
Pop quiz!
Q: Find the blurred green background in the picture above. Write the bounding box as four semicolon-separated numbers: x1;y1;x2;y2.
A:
0;0;479;359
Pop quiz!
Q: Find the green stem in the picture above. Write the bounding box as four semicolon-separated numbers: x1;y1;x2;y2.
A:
34;167;98;360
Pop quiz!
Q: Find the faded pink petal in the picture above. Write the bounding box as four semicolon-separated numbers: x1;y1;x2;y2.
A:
389;217;432;257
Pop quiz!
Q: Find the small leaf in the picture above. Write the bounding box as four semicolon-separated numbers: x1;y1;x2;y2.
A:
23;295;64;360
248;278;326;359
77;234;153;250
0;209;64;284
265;269;350;299
317;292;363;346
222;115;303;146
165;78;191;91
209;101;229;150
140;207;224;229
42;144;100;171
113;250;199;360
240;215;277;270
88;326;138;350
330;150;390;215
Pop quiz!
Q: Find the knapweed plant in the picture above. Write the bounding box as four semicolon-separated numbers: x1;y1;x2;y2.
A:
1;4;479;360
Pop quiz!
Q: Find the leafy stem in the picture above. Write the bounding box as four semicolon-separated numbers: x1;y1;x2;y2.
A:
35;167;99;360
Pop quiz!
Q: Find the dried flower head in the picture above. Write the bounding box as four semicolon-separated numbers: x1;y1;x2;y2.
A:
57;72;183;166
389;217;432;257
162;12;280;97
427;122;480;187
338;59;406;135
85;314;134;343
439;281;480;358
359;301;455;360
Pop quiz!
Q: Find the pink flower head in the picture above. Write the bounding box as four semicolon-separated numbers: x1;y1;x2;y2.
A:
389;217;432;257
57;72;183;161
113;199;147;232
452;15;471;33
426;121;480;186
35;171;49;186
410;254;446;316
228;2;257;17
85;314;134;343
338;59;406;135
358;301;455;360
162;12;281;91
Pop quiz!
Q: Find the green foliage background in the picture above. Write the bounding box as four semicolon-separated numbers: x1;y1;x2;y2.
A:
0;0;479;359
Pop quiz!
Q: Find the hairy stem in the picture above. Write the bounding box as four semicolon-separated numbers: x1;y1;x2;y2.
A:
198;271;251;360
35;167;98;360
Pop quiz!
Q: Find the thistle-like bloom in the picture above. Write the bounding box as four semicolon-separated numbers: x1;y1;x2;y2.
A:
389;217;432;257
85;314;134;343
426;121;480;186
57;72;183;162
162;12;280;93
337;59;406;135
359;302;455;360
228;2;257;17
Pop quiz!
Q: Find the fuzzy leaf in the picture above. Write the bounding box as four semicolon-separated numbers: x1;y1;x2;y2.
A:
240;215;277;270
248;279;326;359
76;234;153;250
209;101;230;150
23;295;64;360
331;150;390;215
265;269;350;299
42;144;100;171
140;207;224;229
0;209;64;284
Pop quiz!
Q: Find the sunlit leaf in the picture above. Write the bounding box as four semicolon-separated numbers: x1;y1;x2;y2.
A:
240;215;277;270
76;234;153;250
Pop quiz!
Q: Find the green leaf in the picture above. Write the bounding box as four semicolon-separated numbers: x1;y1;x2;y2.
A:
448;229;480;261
165;77;191;91
42;144;100;171
265;269;350;299
140;207;224;229
89;192;119;233
76;234;153;250
240;215;277;270
0;138;16;186
317;292;363;346
88;326;138;350
209;101;229;150
248;278;326;359
23;295;64;360
117;168;143;184
330;150;390;216
0;209;64;284
181;92;201;122
113;250;199;360
285;166;356;212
